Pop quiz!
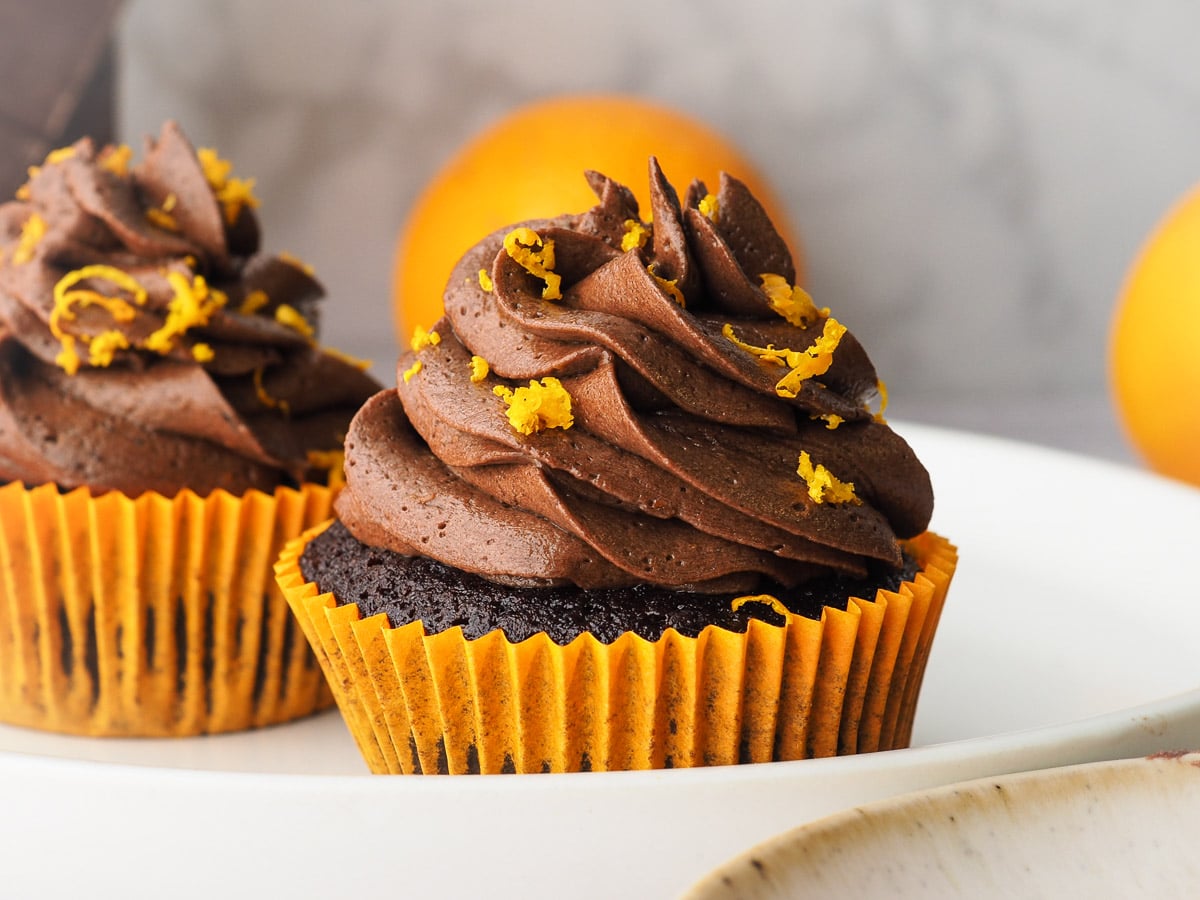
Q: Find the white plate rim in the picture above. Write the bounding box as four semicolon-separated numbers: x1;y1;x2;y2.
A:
3;422;1200;899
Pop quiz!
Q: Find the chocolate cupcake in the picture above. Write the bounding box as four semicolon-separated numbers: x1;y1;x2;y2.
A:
0;122;380;736
278;160;955;773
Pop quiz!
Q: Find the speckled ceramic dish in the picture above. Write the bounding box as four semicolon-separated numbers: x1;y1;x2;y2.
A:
685;752;1200;898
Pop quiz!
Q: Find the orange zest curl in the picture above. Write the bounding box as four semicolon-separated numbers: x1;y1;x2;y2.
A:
144;207;179;232
51;266;232;372
699;193;719;222
493;377;574;434
253;365;290;415
50;265;149;374
197;147;232;185
873;379;889;423
503;227;561;300
723;317;847;399
797;451;860;505
478;268;494;292
402;324;438;382
143;272;227;356
731;594;790;617
759;273;828;328
648;264;685;308
813;413;844;430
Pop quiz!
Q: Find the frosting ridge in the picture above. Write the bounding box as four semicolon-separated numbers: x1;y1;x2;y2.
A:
0;122;379;496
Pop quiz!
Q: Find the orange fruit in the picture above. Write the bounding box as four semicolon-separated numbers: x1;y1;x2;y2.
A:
1110;181;1200;486
393;94;799;339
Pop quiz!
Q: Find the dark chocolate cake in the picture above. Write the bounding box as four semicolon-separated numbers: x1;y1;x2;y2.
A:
300;520;918;644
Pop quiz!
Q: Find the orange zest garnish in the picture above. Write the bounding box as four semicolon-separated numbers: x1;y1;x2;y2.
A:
50;265;148;374
99;144;133;176
648;264;685;308
723;317;847;399
143;272;227;356
238;289;270;315
759;273;828;328
493;377;574;434
503;227;561;300
274;303;314;340
469;355;490;383
197;147;260;225
145;194;180;232
797;451;860;505
873;379;889;423
12;213;47;265
410;326;441;352
731;594;790;616
621;219;650;252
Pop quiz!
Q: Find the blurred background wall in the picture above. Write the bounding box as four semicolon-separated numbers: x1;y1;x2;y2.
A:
113;0;1200;460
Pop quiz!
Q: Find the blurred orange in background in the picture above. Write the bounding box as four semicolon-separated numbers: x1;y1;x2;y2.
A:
392;94;799;339
1110;181;1200;487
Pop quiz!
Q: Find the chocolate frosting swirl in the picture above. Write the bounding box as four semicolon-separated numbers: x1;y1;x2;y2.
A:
0;122;379;496
339;160;933;592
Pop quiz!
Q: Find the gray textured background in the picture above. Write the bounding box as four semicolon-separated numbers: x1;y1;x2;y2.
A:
115;0;1200;461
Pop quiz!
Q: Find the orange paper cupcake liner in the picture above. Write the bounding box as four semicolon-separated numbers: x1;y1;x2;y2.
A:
277;527;956;774
0;481;337;737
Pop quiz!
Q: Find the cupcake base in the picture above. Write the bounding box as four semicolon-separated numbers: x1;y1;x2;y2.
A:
0;481;337;737
277;525;956;774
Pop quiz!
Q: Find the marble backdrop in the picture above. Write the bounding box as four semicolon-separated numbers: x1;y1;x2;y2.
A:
116;0;1200;460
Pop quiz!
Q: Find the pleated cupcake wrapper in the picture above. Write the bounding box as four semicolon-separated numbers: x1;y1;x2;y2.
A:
278;528;956;774
0;481;337;737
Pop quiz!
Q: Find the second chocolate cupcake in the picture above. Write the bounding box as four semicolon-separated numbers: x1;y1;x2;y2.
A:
0;122;380;736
